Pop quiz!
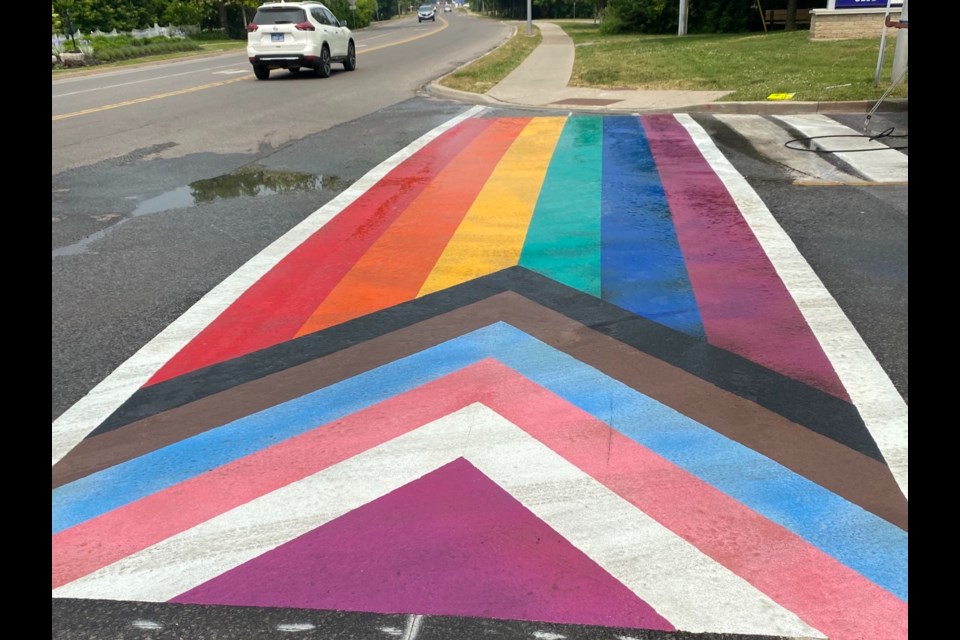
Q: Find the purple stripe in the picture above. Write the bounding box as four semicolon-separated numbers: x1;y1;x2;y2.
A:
641;114;849;401
171;458;674;630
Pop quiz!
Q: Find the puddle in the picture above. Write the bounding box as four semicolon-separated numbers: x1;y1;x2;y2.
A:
54;167;332;258
134;167;324;215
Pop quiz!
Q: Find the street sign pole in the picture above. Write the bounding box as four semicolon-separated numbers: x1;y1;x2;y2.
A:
890;0;907;82
873;0;893;86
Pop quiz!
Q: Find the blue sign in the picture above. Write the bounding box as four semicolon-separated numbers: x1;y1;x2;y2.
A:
834;0;901;8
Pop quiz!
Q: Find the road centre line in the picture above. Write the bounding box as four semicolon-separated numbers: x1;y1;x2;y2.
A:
52;17;448;121
52;62;246;98
52;76;249;121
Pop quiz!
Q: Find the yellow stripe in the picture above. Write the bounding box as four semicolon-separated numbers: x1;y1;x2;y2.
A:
418;116;566;296
52;76;249;121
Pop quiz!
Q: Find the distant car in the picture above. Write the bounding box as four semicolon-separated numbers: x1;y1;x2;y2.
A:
444;4;452;11
246;1;356;80
418;4;436;21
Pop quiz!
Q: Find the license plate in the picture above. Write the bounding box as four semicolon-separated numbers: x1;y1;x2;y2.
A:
271;33;284;42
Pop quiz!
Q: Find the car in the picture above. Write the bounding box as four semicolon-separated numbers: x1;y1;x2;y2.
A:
246;1;356;80
418;4;436;21
443;4;452;11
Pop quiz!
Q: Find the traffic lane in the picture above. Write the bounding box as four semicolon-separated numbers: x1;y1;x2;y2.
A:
52;54;250;116
52;15;511;173
51;15;457;118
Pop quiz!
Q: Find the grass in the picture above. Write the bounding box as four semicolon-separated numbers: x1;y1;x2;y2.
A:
52;20;907;103
52;38;247;77
562;23;906;102
438;23;542;93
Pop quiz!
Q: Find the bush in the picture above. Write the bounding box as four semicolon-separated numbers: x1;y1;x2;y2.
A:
600;0;753;34
92;39;201;62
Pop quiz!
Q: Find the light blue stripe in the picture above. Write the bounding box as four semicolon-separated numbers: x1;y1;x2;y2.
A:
53;323;906;601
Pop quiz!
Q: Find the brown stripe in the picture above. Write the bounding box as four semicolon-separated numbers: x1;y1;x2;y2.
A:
52;291;907;530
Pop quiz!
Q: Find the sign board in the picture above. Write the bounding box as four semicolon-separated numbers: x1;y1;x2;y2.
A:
831;0;902;8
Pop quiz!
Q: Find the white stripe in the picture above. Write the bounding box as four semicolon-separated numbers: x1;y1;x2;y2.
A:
772;114;907;183
714;114;860;184
54;404;823;638
675;113;908;499
51;105;488;466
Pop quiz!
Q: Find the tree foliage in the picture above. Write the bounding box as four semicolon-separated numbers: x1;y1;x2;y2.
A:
52;0;379;36
598;0;752;34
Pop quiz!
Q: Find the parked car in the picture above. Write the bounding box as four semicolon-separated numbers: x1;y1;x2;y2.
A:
418;4;437;21
246;1;356;80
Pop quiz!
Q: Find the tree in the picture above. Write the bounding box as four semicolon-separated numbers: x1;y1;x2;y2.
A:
785;0;798;31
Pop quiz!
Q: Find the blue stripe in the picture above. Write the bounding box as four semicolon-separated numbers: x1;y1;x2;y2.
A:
601;116;704;337
52;323;906;601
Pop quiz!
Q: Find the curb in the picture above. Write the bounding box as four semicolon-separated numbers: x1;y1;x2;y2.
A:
425;81;908;115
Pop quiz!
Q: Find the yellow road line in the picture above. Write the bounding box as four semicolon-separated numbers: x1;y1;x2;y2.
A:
52;76;249;121
53;17;449;122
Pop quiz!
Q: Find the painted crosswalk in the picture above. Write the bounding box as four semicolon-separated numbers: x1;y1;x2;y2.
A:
52;108;907;639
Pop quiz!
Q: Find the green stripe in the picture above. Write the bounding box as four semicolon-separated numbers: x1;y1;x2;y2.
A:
519;115;603;296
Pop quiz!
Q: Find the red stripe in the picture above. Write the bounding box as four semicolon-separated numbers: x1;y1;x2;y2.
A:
296;117;530;336
147;118;494;386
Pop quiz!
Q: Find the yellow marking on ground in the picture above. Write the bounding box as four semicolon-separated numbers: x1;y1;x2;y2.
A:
52;76;249;121
419;116;566;296
361;15;449;53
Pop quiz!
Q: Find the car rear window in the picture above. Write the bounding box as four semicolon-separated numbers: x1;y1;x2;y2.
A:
253;8;307;24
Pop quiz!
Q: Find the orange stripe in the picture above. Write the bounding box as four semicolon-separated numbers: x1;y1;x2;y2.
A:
295;117;530;336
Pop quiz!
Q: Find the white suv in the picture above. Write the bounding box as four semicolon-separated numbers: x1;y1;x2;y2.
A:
247;1;356;80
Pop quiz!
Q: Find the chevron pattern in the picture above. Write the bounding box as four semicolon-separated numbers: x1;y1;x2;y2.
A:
52;112;908;639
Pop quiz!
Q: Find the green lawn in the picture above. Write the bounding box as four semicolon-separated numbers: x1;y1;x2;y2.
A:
440;17;906;102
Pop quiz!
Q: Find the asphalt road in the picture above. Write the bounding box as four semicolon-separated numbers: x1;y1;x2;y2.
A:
52;20;907;640
53;13;513;421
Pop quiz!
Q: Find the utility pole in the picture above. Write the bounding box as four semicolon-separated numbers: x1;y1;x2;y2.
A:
678;0;688;35
891;0;908;82
526;0;532;34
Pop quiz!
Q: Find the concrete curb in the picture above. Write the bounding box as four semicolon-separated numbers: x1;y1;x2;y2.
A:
424;80;908;115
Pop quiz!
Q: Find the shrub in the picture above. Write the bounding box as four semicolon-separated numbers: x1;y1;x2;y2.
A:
92;39;201;62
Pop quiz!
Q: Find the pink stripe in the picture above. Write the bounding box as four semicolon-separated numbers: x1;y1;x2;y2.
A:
54;361;904;639
641;114;848;401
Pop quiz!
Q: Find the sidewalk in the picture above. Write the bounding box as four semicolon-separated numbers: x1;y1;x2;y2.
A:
428;21;908;114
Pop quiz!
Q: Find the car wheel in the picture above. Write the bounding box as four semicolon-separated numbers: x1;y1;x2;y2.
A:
315;45;332;78
253;64;270;80
418;18;422;21
343;41;356;71
289;66;300;73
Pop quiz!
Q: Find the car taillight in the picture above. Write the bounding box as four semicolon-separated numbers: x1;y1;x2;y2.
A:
295;20;315;30
246;22;258;32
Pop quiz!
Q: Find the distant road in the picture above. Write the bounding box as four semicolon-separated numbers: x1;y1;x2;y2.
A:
52;14;511;173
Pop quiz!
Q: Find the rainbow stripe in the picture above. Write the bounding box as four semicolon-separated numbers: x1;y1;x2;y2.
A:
148;114;846;399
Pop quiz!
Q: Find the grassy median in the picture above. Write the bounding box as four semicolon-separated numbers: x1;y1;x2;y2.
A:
438;24;542;93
